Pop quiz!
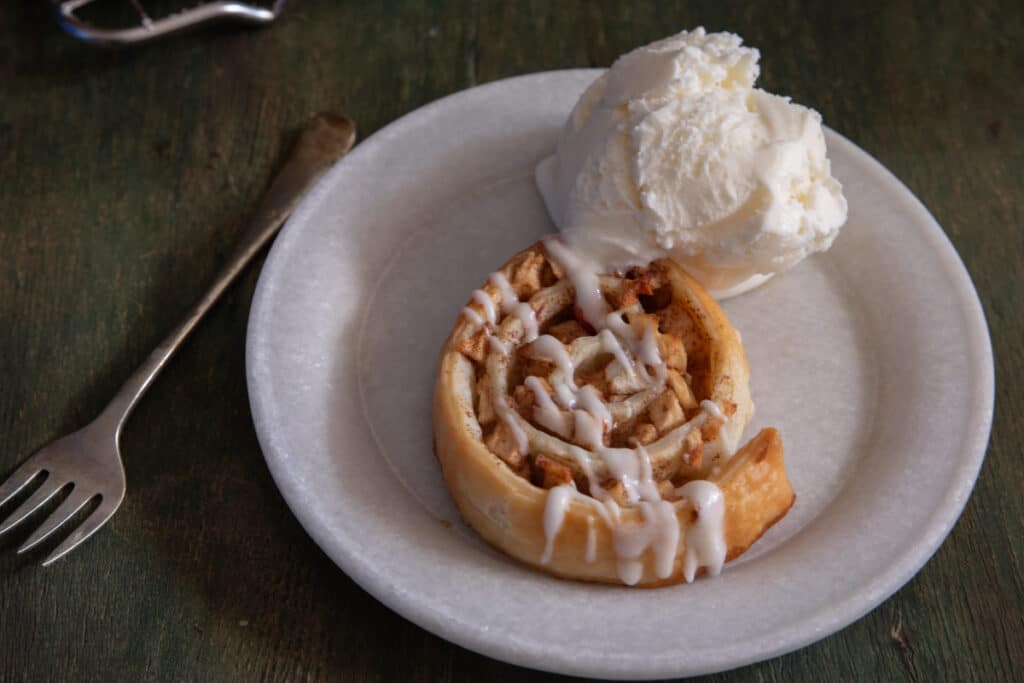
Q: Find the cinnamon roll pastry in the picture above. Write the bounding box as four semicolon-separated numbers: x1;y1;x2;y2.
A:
433;240;794;586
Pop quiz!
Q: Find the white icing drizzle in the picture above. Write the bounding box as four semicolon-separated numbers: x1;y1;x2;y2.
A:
464;271;536;341
464;270;546;458
718;430;740;459
544;238;607;327
598;329;637;381
572;410;604;449
609;500;681;583
527;337;617;450
585;517;597;563
634;445;661;502
472;240;737;585
539;442;694;585
638;320;663;368
618;559;643;586
471;289;496;325
541;485;613;562
530;335;575;382
540;486;681;585
699;398;738;457
553;382;577;409
489;272;539;343
604;310;633;339
525;376;573;438
700;399;726;421
599;444;662;506
496;399;529;455
603;311;656;384
676;480;727;582
541;484;574;564
650;501;681;578
512;302;538;342
489;271;518;307
462;306;484;326
576;385;611;429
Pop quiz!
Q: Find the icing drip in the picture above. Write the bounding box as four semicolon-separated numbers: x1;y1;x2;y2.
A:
553;382;577;409
490;272;539;342
538;413;728;584
489;271;518;307
526;376;573;438
491;385;529;456
576;386;611;430
541;485;574;564
471;289;496;325
600;448;649;505
573;387;610;450
676;480;727;582
544;238;607;327
530;335;575;382
512;303;539;342
598;329;637;381
462;306;484;326
700;399;726;421
638;321;662;368
463;271;546;456
609;500;681;583
604;310;633;339
585;517;597;563
699;398;738;457
572;410;604;449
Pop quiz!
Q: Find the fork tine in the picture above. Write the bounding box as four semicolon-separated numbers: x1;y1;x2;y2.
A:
41;496;121;566
17;489;95;554
0;477;66;536
0;460;47;508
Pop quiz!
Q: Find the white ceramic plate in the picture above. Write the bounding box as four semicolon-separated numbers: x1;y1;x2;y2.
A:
245;70;994;679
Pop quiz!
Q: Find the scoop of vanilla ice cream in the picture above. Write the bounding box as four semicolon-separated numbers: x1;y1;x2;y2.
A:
536;28;848;298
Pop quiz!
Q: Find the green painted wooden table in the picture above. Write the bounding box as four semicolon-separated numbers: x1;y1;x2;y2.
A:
2;2;1021;680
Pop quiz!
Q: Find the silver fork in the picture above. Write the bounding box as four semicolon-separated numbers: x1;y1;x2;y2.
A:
0;112;356;565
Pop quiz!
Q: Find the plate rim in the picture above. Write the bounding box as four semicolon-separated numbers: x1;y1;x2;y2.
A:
245;69;995;679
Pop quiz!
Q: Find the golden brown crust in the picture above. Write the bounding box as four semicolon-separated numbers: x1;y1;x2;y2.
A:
432;241;794;586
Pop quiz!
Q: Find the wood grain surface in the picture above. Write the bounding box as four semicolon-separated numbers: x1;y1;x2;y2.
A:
1;1;1021;681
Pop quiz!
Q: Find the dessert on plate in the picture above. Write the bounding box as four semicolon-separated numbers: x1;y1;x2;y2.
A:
434;241;794;585
433;27;846;586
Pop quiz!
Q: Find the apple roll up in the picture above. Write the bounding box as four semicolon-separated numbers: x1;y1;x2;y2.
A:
434;241;794;586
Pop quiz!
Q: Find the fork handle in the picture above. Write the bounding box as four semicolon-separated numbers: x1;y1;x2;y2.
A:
96;113;357;438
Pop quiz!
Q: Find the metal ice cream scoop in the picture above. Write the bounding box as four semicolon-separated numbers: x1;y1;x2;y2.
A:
52;0;287;46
